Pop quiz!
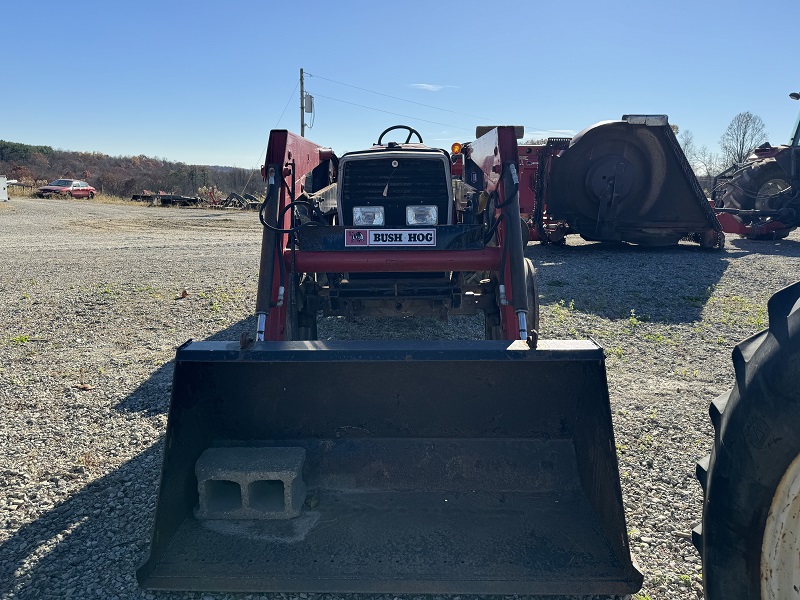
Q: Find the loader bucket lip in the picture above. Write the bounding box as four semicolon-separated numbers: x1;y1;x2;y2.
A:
174;338;604;361
139;338;642;595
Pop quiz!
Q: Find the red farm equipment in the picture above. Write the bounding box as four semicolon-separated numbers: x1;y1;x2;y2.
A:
454;115;725;248
137;125;642;596
710;93;800;240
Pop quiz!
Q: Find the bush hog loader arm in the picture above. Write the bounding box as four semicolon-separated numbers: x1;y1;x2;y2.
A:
137;127;642;597
254;129;335;341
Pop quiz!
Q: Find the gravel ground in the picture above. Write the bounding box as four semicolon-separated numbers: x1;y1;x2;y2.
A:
1;196;799;600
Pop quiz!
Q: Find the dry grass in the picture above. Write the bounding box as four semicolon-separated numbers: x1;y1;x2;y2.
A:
17;190;135;205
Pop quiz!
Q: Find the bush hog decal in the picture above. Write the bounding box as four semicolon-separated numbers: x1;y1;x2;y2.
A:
344;229;436;247
346;229;368;246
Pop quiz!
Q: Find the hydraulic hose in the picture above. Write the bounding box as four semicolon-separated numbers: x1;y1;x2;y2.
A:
502;163;530;340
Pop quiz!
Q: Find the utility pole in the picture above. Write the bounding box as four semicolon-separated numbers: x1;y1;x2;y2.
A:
300;68;305;137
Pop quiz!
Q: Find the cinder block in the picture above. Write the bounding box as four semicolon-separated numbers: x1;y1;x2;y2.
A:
194;447;306;520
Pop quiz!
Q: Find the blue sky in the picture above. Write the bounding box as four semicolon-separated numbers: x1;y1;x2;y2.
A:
2;0;798;168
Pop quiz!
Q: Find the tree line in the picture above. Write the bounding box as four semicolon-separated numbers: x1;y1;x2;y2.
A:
2;110;777;200
0;140;265;198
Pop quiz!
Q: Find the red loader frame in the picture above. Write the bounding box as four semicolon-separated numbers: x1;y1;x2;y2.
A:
256;127;529;342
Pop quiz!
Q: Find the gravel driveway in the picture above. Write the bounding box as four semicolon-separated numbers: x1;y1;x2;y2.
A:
2;197;799;600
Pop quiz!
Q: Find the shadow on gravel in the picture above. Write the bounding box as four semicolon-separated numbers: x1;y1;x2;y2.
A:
726;236;800;254
114;316;257;416
527;242;730;324
0;319;260;600
0;445;168;599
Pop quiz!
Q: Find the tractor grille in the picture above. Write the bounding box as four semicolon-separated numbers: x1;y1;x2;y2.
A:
340;157;450;226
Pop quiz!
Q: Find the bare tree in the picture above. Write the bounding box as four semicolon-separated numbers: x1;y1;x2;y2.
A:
678;129;696;163
719;111;767;167
694;145;725;179
675;128;725;195
693;145;727;196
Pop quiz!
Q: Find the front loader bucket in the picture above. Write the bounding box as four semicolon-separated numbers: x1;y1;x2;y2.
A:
548;115;722;246
138;339;642;596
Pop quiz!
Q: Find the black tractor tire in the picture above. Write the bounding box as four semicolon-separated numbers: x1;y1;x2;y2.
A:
721;159;792;212
285;308;318;341
694;281;800;599
285;274;318;341
525;257;540;337
483;300;501;340
520;219;531;246
484;258;539;340
295;301;318;341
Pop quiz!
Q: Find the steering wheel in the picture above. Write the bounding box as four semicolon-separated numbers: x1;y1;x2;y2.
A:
377;125;423;145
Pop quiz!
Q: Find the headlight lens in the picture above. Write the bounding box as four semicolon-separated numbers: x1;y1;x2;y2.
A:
406;205;438;226
353;206;385;226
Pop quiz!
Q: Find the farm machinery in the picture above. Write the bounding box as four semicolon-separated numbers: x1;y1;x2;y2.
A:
137;125;643;595
710;92;800;240
452;115;725;248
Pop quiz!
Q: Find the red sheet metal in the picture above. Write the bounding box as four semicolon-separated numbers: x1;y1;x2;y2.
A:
286;247;502;273
263;130;329;340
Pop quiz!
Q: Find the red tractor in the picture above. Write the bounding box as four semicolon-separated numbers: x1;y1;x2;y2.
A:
712;93;800;240
137;125;642;596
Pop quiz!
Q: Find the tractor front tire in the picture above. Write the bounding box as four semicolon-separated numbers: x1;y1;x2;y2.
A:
694;281;800;599
484;258;539;341
524;257;539;338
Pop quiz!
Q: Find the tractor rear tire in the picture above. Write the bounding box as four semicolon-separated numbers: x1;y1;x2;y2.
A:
694;281;800;599
719;159;795;239
721;159;791;212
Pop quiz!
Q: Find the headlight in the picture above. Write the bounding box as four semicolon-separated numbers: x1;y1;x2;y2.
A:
406;205;438;226
353;206;384;226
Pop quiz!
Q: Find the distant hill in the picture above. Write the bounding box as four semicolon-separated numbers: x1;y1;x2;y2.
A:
0;140;264;198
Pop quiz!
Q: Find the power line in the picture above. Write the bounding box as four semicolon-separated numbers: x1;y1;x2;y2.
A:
307;72;496;122
306;72;569;135
275;80;300;129
310;93;474;132
238;81;303;196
